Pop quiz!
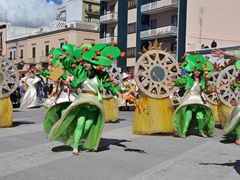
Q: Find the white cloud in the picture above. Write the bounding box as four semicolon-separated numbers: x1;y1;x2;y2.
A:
0;0;65;27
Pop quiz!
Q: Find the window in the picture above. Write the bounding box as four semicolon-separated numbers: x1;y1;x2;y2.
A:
171;15;178;26
128;0;137;9
151;19;157;29
109;28;115;36
88;17;92;22
32;47;36;58
45;44;49;56
59;39;65;47
127;47;136;58
13;51;16;60
0;33;2;47
128;23;136;34
88;4;92;12
20;49;23;59
110;5;115;12
9;51;12;60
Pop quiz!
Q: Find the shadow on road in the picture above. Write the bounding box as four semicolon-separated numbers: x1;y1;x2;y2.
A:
97;138;147;154
12;121;35;127
199;160;240;176
220;134;236;144
215;123;222;130
51;145;73;152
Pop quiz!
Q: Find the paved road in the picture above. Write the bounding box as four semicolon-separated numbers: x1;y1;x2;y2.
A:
0;107;239;180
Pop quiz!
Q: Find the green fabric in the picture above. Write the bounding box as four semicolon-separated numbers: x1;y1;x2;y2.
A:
73;108;97;148
230;79;240;91
234;49;240;70
47;102;103;151
43;102;71;134
174;104;214;136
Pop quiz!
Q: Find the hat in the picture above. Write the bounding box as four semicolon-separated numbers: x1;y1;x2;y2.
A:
234;49;240;70
41;41;125;81
122;72;129;79
181;53;213;74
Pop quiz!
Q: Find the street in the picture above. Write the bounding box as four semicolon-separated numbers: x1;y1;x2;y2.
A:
0;107;239;180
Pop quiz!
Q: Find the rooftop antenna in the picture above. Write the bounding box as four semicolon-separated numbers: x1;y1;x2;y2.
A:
5;9;7;23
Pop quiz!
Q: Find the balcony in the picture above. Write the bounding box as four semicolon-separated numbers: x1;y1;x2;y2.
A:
140;25;177;40
39;56;50;63
100;36;117;45
100;13;118;24
85;9;100;15
141;0;178;15
28;58;36;64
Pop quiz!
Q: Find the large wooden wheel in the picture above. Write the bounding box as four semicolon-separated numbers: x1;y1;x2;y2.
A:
204;71;219;105
216;65;239;107
102;61;122;98
135;50;180;99
0;57;19;99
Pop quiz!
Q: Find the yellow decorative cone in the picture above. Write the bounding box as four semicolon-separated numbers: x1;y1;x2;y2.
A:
132;92;175;135
0;97;13;127
217;101;234;129
207;101;219;122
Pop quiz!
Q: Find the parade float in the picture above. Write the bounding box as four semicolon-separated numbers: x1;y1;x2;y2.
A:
132;40;180;134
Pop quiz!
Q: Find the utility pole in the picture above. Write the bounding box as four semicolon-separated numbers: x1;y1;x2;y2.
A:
199;7;204;44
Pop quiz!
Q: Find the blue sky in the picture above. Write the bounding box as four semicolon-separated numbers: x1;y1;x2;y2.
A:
46;0;63;5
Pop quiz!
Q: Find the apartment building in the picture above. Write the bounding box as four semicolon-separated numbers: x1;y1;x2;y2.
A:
100;0;240;71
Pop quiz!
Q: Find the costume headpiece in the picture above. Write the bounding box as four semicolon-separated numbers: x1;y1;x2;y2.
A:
41;41;125;81
234;48;240;70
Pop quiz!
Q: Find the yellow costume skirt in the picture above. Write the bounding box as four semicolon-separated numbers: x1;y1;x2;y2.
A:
207;101;219;122
103;97;119;122
0;97;13;127
218;101;234;129
132;92;175;135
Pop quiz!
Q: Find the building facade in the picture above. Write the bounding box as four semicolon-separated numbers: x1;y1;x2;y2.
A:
5;27;99;75
100;0;240;72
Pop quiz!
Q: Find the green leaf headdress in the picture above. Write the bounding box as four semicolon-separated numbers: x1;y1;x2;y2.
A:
234;48;240;70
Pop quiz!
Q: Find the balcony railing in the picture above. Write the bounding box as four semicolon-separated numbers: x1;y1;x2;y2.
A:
100;13;118;24
85;9;100;15
141;0;178;14
100;36;117;45
140;26;177;40
39;56;50;62
28;58;36;64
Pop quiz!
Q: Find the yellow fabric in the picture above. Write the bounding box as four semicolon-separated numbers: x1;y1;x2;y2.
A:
0;97;13;127
217;101;234;129
132;92;175;134
207;101;219;122
103;97;119;122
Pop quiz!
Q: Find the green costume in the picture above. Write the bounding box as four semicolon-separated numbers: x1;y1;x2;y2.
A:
223;49;240;141
173;53;215;137
42;42;123;152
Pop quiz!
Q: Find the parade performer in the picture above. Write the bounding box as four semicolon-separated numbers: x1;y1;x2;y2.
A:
0;47;19;127
118;72;137;110
212;48;240;145
20;69;41;109
42;41;125;154
132;41;177;135
173;53;215;138
102;88;119;123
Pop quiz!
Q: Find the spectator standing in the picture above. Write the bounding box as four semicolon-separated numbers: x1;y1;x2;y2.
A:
211;40;217;48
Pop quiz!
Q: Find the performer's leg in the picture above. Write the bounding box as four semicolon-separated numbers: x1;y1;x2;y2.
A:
196;110;207;138
82;110;97;137
235;123;240;145
181;109;192;138
73;108;88;154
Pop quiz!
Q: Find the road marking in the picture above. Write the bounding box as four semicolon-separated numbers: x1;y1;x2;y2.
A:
0;125;138;177
129;141;240;180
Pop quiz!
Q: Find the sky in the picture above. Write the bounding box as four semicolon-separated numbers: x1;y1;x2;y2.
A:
0;0;66;27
